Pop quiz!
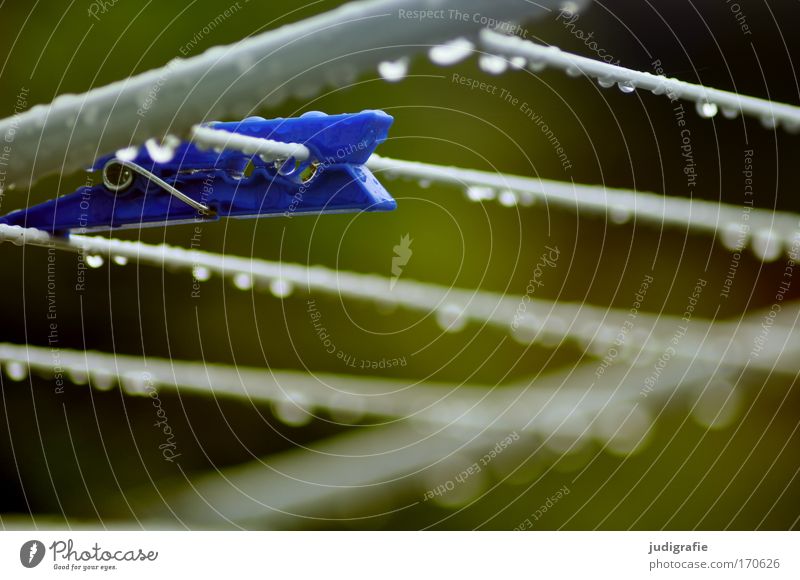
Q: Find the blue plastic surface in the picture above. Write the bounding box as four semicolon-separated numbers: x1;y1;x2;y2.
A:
0;110;396;234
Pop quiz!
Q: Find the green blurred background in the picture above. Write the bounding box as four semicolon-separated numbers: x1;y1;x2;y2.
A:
0;0;798;529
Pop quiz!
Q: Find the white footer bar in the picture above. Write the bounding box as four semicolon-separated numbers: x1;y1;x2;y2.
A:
1;531;797;578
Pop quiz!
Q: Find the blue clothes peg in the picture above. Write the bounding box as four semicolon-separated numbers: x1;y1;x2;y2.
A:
0;110;396;234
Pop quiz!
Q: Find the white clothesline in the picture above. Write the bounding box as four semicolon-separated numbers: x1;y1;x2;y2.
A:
191;125;311;162
0;342;687;435
1;223;797;373
0;0;564;189
368;155;798;262
185;125;800;262
480;29;800;131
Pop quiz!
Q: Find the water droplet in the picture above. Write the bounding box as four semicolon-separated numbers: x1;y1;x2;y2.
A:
121;372;150;394
374;296;399;314
539;317;568;348
690;380;742;430
751;229;782;262
428;38;474;66
465;186;495;201
86;254;104;269
565;66;581;78
499;190;518;207
593;404;652;456
586;326;618;357
760;115;779;129
67;369;89;385
721;107;739;119
272;394;313;427
478;54;508;75
436;303;467;333
5;361;28;381
720;222;748;251
485;435;538;482
327;394;366;424
609;205;632;224
145;137;179;164
269;278;294;298
559;1;582;16
112;255;128;266
554;445;596;474
695;101;718;119
92;370;116;391
509;56;527;70
511;314;541;344
540;408;591;453
528;59;546;73
517;191;536;206
233;273;254;290
617;80;636;94
783;119;800;133
650;83;667;96
115;146;139;161
377;57;409;82
193;266;211;281
422;454;487;509
597;76;615;88
418;179;431;189
381;168;399;181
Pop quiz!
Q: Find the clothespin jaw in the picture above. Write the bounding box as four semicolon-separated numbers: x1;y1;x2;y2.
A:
0;110;396;234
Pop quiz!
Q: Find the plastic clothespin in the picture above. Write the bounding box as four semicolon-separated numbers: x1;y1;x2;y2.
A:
0;110;396;234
